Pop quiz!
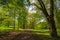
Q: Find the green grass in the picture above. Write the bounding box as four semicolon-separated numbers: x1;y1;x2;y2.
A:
0;26;60;35
0;26;21;30
0;27;60;40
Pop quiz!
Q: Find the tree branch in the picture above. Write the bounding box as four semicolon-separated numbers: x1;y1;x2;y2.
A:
38;0;49;17
31;3;42;10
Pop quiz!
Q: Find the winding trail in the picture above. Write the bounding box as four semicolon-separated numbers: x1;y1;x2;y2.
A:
0;29;51;40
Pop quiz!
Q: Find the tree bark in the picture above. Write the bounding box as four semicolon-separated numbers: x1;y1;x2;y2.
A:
37;0;58;37
49;0;57;37
22;22;25;29
47;16;57;37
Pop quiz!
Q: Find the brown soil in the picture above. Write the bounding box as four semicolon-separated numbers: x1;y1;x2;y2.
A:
0;30;47;40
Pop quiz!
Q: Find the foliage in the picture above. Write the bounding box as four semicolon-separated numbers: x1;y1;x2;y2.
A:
0;0;60;32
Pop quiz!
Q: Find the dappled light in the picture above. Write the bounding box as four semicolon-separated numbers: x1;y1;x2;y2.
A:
0;0;60;40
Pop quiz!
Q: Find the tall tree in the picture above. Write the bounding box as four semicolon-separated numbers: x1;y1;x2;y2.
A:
0;0;28;29
35;0;58;37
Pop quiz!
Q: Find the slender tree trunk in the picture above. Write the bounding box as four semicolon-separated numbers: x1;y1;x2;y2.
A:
13;10;15;30
22;19;26;29
13;20;15;30
22;23;25;29
18;19;20;30
7;21;9;27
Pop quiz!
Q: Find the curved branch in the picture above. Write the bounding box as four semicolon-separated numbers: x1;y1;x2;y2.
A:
30;3;42;10
38;0;49;17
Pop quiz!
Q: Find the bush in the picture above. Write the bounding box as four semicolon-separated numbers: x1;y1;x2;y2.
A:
35;22;48;30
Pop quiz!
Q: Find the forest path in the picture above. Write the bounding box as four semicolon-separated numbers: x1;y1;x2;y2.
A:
0;29;50;40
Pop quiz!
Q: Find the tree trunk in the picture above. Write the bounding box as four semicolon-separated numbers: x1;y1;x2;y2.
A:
47;16;57;37
18;19;20;30
37;0;58;37
13;20;15;30
7;21;9;27
22;23;25;29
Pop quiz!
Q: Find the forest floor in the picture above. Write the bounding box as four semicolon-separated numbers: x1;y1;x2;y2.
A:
0;29;60;40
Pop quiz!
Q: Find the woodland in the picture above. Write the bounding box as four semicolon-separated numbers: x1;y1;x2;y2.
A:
0;0;60;40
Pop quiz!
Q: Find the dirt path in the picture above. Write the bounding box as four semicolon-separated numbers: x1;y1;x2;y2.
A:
0;30;54;40
12;30;41;40
0;30;42;40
